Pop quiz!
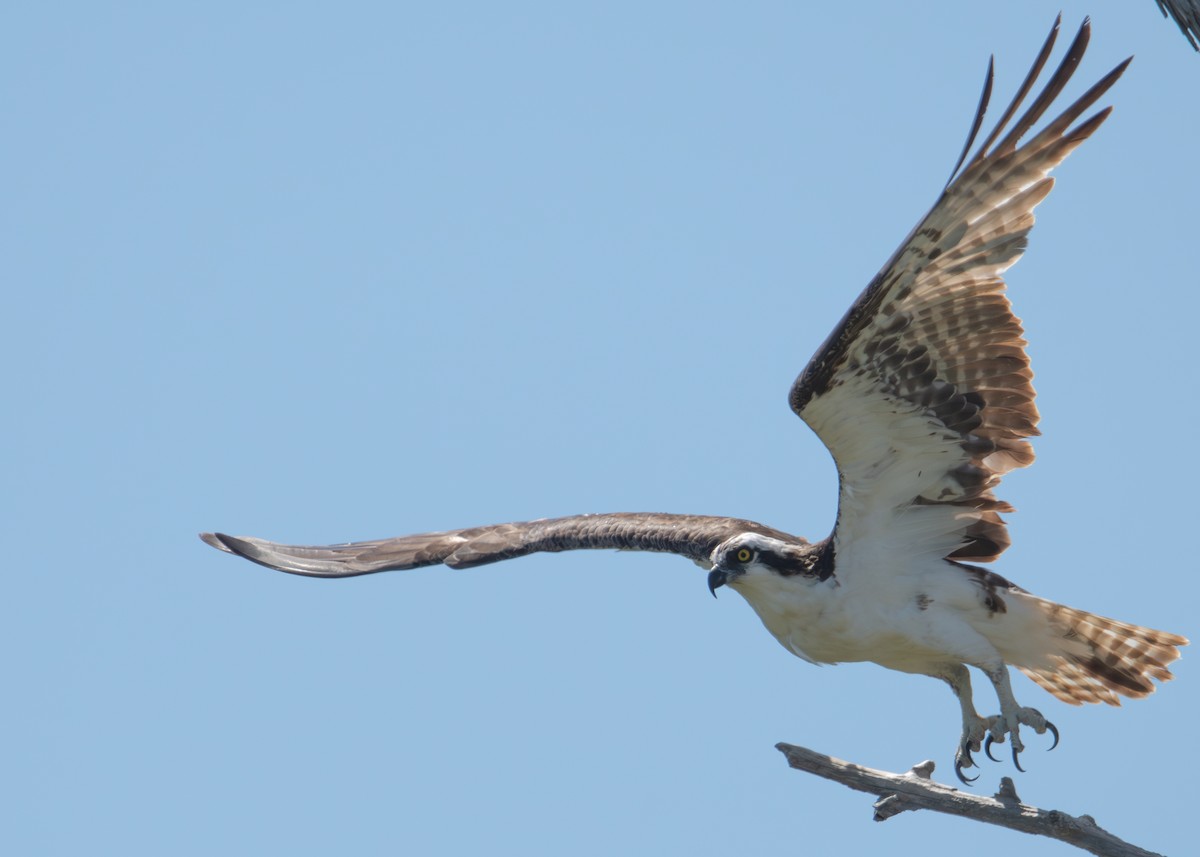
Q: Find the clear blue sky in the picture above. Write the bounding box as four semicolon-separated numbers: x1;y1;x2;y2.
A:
6;2;1196;855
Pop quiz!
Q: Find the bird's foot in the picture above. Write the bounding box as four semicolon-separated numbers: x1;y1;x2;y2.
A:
953;713;999;785
981;706;1059;773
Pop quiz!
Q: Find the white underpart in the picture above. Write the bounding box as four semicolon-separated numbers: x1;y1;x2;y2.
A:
729;538;1079;678
723;368;1073;752
802;374;983;554
726;541;1060;763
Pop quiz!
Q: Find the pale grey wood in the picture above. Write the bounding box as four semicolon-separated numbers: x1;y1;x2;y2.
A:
775;743;1164;857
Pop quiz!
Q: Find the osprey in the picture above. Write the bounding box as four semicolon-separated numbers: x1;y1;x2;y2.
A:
202;19;1186;784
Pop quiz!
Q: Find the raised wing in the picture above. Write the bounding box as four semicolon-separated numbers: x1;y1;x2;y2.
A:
201;513;803;577
789;18;1129;571
1157;0;1200;50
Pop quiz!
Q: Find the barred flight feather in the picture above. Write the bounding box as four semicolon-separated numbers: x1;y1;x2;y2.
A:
1020;600;1189;706
790;21;1130;565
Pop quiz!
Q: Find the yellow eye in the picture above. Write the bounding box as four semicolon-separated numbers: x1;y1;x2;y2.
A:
736;548;753;563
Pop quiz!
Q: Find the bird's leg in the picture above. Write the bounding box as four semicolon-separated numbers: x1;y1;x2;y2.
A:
937;665;997;785
980;665;1059;772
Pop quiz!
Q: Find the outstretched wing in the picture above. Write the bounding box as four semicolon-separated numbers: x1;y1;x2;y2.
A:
790;18;1129;575
201;513;802;578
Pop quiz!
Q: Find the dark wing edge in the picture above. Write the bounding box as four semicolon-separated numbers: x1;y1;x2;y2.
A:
789;19;1130;564
1158;0;1200;50
200;513;804;578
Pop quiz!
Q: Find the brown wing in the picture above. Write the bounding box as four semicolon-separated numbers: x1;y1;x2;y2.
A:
790;18;1129;569
201;512;803;578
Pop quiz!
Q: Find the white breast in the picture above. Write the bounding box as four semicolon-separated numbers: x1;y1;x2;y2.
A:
728;551;1007;674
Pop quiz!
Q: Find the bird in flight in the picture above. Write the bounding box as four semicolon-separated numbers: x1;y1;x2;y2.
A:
202;18;1186;784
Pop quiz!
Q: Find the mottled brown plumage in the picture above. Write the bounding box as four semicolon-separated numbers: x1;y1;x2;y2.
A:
1021;601;1189;706
791;21;1128;565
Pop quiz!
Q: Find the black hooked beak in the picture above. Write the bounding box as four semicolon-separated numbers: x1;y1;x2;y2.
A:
707;568;728;598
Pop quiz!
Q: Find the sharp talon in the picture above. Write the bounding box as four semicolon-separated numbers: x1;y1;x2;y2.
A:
955;760;979;785
1045;720;1060;751
984;735;1001;763
1011;743;1025;773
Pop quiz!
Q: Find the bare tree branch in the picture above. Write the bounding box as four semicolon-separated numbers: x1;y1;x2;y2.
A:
775;743;1164;857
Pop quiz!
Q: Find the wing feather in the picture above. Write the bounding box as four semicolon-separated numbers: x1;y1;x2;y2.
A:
790;19;1129;570
201;513;803;578
1157;0;1200;51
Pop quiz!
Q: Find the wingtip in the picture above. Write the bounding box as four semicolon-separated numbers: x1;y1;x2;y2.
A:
196;531;367;576
199;532;233;553
200;532;263;560
1048;12;1063;39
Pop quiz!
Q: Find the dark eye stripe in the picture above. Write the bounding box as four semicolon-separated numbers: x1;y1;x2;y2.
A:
758;550;811;576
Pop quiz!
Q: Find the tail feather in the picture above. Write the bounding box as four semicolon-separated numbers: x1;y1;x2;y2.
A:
1018;600;1187;706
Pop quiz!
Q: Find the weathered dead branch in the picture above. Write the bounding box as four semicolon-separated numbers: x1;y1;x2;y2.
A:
775;743;1164;857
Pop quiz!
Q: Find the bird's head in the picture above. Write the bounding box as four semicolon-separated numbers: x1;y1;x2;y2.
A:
707;533;826;597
